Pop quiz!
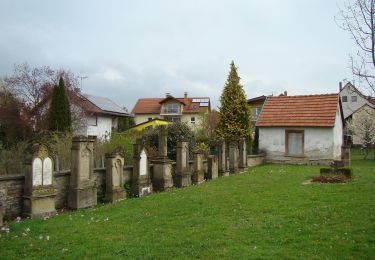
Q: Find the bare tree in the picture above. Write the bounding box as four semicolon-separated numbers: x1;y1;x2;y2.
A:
337;0;375;95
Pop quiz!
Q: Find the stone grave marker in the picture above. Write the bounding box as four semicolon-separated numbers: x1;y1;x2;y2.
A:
68;136;97;209
152;125;174;191
105;152;125;203
207;155;218;180
23;144;57;218
175;141;191;187
218;141;229;177
238;138;248;171
229;141;239;173
192;152;205;184
132;139;153;197
0;205;4;227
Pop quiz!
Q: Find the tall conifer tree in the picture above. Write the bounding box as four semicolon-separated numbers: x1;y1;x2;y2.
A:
216;61;252;141
48;77;71;132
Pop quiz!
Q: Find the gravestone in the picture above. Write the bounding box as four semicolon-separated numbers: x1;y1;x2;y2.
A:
218;141;229;177
68;136;97;209
105;152;125;203
229;141;239;173
132;139;153;197
207;155;218;180
175;141;191;187
192;152;205;184
238;138;248;171
152;125;174;191
23;144;57;218
341;145;351;166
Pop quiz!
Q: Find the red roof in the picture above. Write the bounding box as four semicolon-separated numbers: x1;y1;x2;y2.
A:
256;94;339;127
132;96;210;114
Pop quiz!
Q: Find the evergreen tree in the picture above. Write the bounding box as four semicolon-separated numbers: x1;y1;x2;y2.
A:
216;61;252;141
48;77;71;132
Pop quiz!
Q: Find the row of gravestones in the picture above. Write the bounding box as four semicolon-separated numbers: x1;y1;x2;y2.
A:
0;126;248;223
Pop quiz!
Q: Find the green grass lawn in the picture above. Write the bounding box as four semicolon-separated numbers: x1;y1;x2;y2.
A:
1;160;374;259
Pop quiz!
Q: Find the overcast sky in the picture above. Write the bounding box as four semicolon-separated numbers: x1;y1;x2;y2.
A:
0;0;358;110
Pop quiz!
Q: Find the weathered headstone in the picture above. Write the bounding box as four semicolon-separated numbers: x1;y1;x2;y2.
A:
238;138;248;171
175;141;191;187
218;141;229;177
68;136;97;209
105;152;125;203
341;145;351;166
229;141;239;173
23;144;57;218
192;152;205;184
207;155;218;180
132;139;153;197
152;125;173;191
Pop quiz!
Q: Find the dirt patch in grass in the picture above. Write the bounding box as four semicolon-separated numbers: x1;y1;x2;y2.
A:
312;175;348;183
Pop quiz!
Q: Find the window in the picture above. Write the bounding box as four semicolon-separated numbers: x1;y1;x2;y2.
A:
285;130;304;156
88;116;97;126
148;117;152;121
351;96;357;102
252;107;261;117
192;105;197;110
341;96;348;102
191;117;196;123
162;103;180;114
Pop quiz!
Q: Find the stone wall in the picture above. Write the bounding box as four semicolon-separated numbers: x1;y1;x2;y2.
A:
247;154;265;167
0;160;208;219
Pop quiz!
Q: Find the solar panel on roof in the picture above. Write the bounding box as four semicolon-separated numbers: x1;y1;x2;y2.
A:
192;98;200;102
85;94;127;114
200;102;209;107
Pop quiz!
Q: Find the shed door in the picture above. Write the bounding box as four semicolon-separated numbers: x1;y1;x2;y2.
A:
286;130;304;156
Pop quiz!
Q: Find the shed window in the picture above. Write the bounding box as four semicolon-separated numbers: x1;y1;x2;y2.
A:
191;117;195;123
285;130;304;156
351;96;357;102
341;96;347;102
88;116;97;126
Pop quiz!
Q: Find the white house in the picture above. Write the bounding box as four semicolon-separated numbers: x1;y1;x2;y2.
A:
256;94;344;164
72;94;131;140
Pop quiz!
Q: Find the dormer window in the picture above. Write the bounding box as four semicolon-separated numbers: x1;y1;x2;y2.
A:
162;103;180;114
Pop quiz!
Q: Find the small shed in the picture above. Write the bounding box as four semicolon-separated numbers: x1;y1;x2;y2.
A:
256;94;344;164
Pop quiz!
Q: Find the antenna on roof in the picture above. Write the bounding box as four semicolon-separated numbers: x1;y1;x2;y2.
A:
78;75;88;91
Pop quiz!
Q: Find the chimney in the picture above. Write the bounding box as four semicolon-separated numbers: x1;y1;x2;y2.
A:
284;91;287;96
184;92;188;98
339;82;342;92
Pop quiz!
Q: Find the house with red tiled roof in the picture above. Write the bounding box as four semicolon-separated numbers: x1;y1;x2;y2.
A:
131;92;210;129
256;94;344;164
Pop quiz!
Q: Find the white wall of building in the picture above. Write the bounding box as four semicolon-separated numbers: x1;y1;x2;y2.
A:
134;113;203;130
340;84;369;119
86;116;113;140
259;127;336;161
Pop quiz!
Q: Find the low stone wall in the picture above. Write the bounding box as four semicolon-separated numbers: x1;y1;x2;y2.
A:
0;160;208;219
247;153;265;167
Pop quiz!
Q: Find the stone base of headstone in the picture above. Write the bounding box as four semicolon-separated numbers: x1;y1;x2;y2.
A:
219;170;229;177
152;158;174;191
192;171;205;184
106;187;125;203
23;188;57;218
132;179;153;197
175;172;191;187
68;184;97;210
207;155;218;180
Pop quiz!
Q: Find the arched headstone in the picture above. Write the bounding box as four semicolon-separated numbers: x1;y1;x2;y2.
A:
105;152;125;203
23;144;57;218
132;139;152;197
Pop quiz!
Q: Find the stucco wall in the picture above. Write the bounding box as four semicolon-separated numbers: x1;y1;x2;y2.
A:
259;127;335;163
134;114;159;125
134;114;202;130
87;116;113;140
340;84;369;119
